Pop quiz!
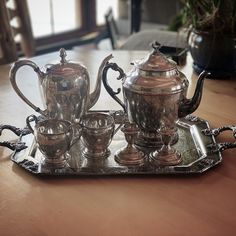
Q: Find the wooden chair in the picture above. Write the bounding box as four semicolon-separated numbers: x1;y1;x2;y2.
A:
74;8;124;51
0;0;35;64
105;8;127;50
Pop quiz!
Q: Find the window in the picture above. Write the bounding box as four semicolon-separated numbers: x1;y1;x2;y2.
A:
27;0;81;37
96;0;118;25
25;0;120;52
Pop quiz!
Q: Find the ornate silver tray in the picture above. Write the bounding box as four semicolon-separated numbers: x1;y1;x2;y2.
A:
9;113;235;176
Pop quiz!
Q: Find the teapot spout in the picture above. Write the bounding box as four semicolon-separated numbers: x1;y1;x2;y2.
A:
178;70;211;118
88;54;113;109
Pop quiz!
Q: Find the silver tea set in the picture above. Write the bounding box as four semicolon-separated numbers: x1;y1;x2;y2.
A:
9;42;210;168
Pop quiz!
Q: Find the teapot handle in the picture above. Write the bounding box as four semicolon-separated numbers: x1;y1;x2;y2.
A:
10;60;46;116
102;62;126;112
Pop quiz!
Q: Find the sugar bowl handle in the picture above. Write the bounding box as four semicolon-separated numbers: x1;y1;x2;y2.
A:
26;115;38;133
102;62;126;112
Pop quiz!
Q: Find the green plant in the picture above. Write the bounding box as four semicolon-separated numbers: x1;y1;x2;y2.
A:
169;0;236;34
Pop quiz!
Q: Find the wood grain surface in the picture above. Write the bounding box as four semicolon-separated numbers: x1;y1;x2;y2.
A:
0;50;236;236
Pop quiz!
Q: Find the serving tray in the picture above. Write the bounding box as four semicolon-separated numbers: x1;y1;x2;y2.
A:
10;113;228;176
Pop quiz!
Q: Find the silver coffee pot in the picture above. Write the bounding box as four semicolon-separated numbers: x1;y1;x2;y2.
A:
102;42;210;165
10;48;112;122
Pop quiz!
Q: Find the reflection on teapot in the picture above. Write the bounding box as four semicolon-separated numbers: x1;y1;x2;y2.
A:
10;48;112;122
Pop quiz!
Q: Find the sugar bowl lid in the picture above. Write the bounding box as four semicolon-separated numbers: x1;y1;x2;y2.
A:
46;48;87;77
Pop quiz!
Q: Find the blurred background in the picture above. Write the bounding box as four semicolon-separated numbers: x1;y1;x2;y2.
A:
0;0;184;58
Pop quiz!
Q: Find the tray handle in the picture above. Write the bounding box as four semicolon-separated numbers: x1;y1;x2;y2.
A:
202;125;236;153
0;124;30;152
0;141;27;152
0;124;31;136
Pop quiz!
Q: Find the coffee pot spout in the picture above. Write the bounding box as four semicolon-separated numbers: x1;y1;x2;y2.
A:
178;71;211;118
87;54;113;109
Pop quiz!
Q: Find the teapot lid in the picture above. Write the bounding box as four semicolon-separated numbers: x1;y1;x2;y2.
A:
135;42;176;72
124;42;188;94
46;48;87;77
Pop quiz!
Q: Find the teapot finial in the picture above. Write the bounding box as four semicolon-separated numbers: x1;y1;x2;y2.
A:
151;41;161;53
59;48;67;64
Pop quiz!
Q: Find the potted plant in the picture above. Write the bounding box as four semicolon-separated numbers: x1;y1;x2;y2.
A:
175;0;236;78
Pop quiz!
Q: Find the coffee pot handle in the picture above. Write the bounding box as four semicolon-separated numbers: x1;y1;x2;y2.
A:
102;62;126;112
10;60;46;116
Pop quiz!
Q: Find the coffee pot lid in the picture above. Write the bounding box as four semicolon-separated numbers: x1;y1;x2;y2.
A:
46;48;87;77
135;41;177;72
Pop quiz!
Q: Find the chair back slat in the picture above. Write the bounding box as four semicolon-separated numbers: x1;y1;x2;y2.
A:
0;0;35;64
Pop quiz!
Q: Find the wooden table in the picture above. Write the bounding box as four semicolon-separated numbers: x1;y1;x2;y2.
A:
0;50;236;236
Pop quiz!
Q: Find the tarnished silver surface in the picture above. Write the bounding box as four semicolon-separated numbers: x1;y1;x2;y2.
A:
11;114;223;175
10;48;112;122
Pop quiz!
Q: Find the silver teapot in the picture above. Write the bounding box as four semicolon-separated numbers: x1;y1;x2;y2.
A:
10;48;112;122
103;42;210;130
102;42;210;154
